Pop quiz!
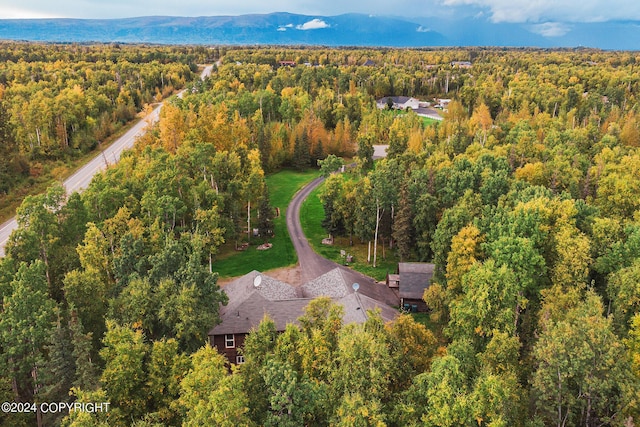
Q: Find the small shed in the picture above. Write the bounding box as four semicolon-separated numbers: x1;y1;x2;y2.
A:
397;262;435;312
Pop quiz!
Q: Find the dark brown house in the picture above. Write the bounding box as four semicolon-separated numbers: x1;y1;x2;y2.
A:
209;268;398;364
208;271;304;364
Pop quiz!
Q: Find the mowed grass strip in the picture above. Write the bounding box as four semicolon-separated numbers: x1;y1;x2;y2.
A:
300;181;399;282
212;169;319;278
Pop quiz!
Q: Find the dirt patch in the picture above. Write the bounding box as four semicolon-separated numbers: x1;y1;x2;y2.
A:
216;265;303;288
263;265;303;285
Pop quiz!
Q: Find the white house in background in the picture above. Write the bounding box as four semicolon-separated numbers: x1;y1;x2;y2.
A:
376;96;427;111
435;98;452;110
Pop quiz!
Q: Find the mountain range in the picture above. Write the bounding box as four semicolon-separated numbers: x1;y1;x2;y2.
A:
1;12;639;50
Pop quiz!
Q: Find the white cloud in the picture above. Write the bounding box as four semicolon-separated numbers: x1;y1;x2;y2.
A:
295;18;330;30
277;26;287;31
416;25;431;32
529;22;571;37
0;6;61;18
439;0;640;23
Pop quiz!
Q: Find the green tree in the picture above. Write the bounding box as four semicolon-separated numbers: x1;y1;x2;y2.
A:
320;174;346;239
293;132;311;171
68;309;99;391
386;314;437;392
448;259;521;349
63;269;110;352
334;392;387;427
392;183;414;262
318;154;345;177
298;297;343;383
411;354;472;426
608;259;640;333
146;339;189;425
261;358;323;427
357;134;375;171
532;286;636;426
175;342;250;425
256;189;275;243
0;261;56;420
431;192;480;282
9;184;66;290
99;321;149;425
240;316;278;424
330;319;393;418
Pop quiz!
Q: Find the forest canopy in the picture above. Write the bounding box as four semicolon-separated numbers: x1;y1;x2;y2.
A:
1;44;640;426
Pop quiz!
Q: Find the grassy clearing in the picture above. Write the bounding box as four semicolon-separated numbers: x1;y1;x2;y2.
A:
420;116;440;126
381;109;440;128
300;182;400;282
212;169;320;278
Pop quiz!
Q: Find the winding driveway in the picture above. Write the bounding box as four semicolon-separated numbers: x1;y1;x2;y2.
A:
286;175;399;306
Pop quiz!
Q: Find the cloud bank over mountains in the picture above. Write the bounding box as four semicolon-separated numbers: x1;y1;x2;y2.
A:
3;0;640;25
2;12;640;49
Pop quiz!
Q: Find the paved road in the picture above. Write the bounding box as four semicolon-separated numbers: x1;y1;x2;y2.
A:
0;65;214;257
286;176;399;306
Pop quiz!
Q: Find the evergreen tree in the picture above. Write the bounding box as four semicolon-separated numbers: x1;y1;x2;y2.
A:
40;309;76;426
293;133;310;171
42;310;75;401
68;309;99;391
392;183;413;262
357;134;374;171
257;190;275;243
311;139;324;167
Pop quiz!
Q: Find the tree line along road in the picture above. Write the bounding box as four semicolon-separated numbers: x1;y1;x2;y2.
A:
0;65;214;257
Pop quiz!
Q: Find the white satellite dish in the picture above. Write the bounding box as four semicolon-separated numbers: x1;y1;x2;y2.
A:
253;275;262;288
352;282;360;292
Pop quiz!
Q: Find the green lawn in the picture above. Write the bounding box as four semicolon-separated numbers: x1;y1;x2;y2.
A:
420;116;440;127
212;169;320;278
300;181;400;282
381;109;440;128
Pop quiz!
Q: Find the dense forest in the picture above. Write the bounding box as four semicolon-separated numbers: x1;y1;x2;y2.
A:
0;43;209;197
1;44;640;426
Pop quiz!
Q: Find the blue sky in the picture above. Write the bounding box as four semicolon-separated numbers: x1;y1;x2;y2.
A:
1;0;639;23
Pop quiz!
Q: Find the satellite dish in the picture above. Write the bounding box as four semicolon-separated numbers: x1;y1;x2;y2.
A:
352;283;360;292
253;275;262;288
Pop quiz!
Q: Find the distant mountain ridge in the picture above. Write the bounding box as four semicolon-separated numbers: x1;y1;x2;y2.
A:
0;12;639;49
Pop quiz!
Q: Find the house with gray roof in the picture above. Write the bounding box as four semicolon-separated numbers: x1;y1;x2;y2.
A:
376;96;423;111
388;262;435;312
209;268;398;364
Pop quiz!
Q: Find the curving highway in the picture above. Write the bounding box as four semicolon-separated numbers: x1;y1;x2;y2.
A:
0;65;214;257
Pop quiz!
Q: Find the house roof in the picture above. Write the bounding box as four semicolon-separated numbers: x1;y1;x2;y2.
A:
302;267;350;299
303;268;398;324
209;268;398;337
378;96;417;106
341;292;399;324
209;292;310;335
221;270;300;315
398;262;435;300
